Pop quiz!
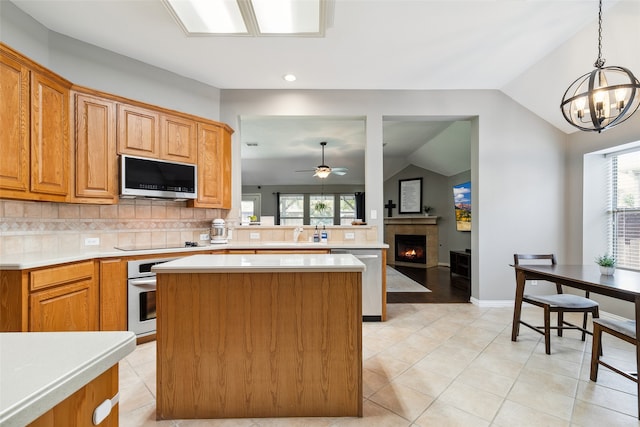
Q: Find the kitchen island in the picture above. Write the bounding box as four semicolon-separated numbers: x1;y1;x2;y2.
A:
152;253;364;420
0;331;136;426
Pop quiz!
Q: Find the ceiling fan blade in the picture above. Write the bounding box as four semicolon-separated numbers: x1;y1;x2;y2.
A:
331;168;348;175
295;169;316;173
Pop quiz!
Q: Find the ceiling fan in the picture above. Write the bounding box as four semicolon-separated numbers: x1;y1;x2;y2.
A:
296;142;348;178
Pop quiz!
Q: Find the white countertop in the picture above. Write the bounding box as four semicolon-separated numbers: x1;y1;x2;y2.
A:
0;242;387;270
152;253;366;274
0;331;136;427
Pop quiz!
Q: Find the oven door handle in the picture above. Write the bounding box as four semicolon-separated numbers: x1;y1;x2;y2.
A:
129;278;157;288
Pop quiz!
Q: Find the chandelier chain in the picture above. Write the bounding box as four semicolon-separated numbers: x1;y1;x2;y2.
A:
594;0;605;68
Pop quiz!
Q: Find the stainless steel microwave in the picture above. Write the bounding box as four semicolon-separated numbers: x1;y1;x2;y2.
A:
120;155;197;200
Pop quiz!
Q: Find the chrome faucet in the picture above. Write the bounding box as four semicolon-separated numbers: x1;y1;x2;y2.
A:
293;227;304;242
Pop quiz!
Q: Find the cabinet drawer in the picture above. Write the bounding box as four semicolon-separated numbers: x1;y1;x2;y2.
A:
30;261;94;291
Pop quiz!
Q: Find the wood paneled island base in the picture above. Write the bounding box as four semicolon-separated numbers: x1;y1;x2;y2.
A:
155;261;363;420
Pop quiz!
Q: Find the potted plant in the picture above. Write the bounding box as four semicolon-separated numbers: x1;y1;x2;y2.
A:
595;254;616;275
423;205;432;216
314;201;328;213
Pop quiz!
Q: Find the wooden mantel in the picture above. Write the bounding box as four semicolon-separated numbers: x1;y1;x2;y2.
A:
384;216;438;225
384;216;439;268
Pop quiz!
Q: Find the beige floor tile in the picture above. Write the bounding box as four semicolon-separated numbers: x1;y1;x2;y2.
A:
466;353;526;380
179;419;256;426
517;366;579;397
119;403;174;427
333;400;411;427
525;353;582;379
368;382;434;422
413;400;490;427
507;380;575;420
364;353;412;380
436;381;503;421
571;399;640;427
363;367;392;398
455;365;515;397
492;400;570;427
120;379;156;413
393;365;453;398
576;380;639;418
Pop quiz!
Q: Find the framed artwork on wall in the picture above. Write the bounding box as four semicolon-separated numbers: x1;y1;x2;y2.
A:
399;178;423;214
453;181;471;231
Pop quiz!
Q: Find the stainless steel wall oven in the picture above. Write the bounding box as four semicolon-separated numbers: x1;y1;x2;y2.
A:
127;257;177;337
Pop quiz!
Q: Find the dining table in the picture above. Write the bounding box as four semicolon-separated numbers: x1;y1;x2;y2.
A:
511;264;640;417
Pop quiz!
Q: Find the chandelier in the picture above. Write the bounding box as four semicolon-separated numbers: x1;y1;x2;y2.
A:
560;0;640;133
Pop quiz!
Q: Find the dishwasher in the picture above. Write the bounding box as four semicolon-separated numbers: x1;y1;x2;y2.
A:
331;249;382;321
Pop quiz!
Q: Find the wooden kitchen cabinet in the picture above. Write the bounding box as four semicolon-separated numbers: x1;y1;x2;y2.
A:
29;261;98;332
188;122;233;209
117;103;160;158
72;92;118;203
0;43;70;202
0;48;29;194
28;365;119;427
160;114;197;163
99;258;127;331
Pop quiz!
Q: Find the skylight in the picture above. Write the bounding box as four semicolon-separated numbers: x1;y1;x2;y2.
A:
163;0;325;37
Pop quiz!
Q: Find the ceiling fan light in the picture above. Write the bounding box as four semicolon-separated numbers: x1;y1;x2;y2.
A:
314;167;331;179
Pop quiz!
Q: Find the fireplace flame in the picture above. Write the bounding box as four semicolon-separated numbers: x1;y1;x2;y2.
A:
402;249;417;258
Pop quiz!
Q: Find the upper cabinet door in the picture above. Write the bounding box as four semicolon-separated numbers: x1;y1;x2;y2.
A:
0;50;29;193
160;114;197;164
117;103;159;158
74;93;117;202
30;71;70;199
188;123;232;209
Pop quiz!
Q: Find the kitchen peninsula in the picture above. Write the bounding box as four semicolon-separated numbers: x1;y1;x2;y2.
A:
152;253;364;420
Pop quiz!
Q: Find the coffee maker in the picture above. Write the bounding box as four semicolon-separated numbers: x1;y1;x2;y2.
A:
211;219;227;244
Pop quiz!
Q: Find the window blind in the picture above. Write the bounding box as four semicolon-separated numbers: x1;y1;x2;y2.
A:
608;149;640;271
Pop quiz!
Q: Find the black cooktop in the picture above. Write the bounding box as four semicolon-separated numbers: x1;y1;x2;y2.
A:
114;242;200;251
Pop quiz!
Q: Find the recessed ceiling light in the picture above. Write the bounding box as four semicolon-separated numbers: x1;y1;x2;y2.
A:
283;74;297;82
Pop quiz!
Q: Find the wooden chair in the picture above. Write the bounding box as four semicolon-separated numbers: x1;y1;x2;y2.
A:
590;317;638;419
513;254;599;354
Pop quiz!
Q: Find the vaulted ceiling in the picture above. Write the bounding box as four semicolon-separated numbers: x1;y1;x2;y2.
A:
7;0;640;185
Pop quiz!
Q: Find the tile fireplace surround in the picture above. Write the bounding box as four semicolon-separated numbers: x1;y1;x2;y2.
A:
384;216;438;268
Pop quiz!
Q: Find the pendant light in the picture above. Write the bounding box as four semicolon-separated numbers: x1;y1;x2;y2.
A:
560;0;640;133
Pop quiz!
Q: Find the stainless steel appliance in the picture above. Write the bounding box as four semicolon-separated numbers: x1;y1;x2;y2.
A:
120;154;197;200
330;249;382;321
127;257;178;337
210;218;227;244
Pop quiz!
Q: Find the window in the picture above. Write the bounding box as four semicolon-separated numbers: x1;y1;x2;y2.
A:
339;194;357;225
279;194;304;226
277;192;361;225
608;149;640;271
241;193;261;223
310;194;334;226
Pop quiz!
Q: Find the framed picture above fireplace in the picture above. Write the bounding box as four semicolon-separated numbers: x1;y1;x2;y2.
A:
399;178;422;214
453;181;471;231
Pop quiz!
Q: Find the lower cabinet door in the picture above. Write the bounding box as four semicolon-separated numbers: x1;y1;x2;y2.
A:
30;280;97;331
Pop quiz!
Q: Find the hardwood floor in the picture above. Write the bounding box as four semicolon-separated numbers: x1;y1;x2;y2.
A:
387;265;470;303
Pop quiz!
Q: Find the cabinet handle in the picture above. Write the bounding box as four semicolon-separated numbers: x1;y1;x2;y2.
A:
93;392;119;425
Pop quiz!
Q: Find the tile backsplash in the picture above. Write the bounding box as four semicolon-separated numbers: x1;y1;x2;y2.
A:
0;199;221;256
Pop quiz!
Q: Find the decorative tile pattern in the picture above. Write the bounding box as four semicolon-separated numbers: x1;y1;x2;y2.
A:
0;200;221;253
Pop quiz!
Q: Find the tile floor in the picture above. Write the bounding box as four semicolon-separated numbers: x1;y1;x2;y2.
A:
118;304;640;426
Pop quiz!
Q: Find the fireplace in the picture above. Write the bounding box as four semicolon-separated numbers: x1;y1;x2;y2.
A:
395;234;426;264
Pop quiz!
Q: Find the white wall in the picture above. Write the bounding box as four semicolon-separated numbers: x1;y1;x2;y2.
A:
220;89;567;302
566;114;640;318
0;1;221;120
